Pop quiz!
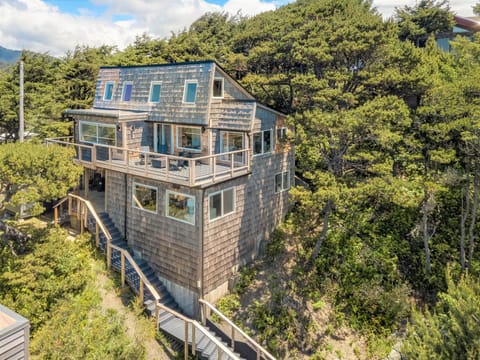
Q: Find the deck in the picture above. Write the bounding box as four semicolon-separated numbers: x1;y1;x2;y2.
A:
46;138;250;187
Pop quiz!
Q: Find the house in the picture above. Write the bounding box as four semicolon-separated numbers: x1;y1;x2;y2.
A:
0;303;29;360
53;61;294;316
436;15;480;51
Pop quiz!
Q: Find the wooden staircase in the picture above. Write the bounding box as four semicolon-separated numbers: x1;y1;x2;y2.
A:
54;194;256;360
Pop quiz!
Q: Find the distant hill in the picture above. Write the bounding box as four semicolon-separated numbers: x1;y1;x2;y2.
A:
0;45;21;67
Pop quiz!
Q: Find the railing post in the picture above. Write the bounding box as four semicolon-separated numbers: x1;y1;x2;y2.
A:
218;345;222;360
79;202;84;234
189;160;195;186
54;207;58;225
231;327;235;351
107;240;111;269
231;153;234;177
121;253;125;287
139;279;144;303
92;146;96;165
95;223;99;247
155;303;160;327
184;321;189;360
192;324;196;355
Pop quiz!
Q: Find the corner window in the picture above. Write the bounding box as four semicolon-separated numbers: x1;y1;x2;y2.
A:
275;171;290;193
277;127;287;141
166;191;195;225
183;81;198;104
213;78;224;98
209;187;235;221
253;129;273;155
122;82;133;101
177;126;201;151
149;82;161;103
104;82;114;101
221;131;244;162
132;183;157;213
79;121;116;145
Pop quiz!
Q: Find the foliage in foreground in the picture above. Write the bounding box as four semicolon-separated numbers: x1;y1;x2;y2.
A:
402;270;480;359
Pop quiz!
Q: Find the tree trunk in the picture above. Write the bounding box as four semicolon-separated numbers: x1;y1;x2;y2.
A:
468;168;480;268
308;199;333;267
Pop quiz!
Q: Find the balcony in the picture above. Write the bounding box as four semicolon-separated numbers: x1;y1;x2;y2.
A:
46;137;251;187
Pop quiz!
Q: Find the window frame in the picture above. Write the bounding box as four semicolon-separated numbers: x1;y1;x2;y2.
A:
166;190;196;225
149;81;162;103
253;129;273;156
132;182;158;214
79;121;116;146
176;126;202;152
121;81;133;102
212;77;224;98
103;81;114;101
183;80;198;104
274;170;291;193
209;187;236;222
220;131;244;162
277;127;288;142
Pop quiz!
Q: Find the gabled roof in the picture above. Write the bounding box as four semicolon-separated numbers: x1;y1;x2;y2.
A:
455;15;480;32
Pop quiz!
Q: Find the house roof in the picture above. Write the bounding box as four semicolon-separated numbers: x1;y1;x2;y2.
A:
455;15;480;32
64;108;149;121
0;303;29;335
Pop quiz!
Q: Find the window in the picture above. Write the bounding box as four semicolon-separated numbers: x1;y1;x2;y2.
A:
149;82;161;102
122;82;133;101
104;82;114;101
132;183;157;213
220;132;244;162
183;80;198;104
213;78;224;98
166;191;195;225
253;129;273;155
209;187;235;221
79;121;116;145
277;127;287;141
275;171;290;193
177;126;201;151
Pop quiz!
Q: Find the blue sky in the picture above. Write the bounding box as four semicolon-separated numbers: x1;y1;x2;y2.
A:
0;0;476;56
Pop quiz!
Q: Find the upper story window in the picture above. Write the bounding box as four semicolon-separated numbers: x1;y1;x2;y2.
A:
149;82;161;103
104;82;114;101
132;183;157;213
122;82;133;102
221;131;244;163
213;78;224;98
183;80;198;104
277;127;288;142
79;121;116;146
177;126;201;151
209;187;235;221
166;190;195;225
253;129;273;155
275;171;290;193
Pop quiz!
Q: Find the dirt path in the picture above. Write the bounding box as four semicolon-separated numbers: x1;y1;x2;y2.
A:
96;270;175;360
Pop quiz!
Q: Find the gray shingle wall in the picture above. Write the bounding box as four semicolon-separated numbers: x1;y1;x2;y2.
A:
105;170;126;238
94;63;214;125
210;100;255;131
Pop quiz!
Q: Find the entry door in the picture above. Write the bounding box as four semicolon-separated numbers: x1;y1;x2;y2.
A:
155;124;172;154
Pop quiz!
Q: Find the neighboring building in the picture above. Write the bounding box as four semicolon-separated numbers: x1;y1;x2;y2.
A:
57;61;294;316
0;304;29;360
437;15;480;51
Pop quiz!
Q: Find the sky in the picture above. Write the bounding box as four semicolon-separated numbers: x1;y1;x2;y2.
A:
0;0;477;56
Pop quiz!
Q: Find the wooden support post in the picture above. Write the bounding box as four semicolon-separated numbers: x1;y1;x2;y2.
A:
184;322;188;360
106;241;111;269
155;304;160;327
231;327;235;351
95;223;99;247
231;154;234;177
218;345;222;360
54;207;58;225
189;160;194;186
80;203;84;234
121;253;125;287
192;325;196;355
139;279;144;303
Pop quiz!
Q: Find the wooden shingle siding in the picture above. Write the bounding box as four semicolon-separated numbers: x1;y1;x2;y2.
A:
210;100;255;131
105;170;126;237
94;63;213;125
214;70;251;100
253;106;277;132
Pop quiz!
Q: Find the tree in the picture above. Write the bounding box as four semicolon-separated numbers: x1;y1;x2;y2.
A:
473;3;480;16
0;142;82;216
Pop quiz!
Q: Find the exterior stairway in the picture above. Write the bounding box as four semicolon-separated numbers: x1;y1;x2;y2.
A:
94;212;244;360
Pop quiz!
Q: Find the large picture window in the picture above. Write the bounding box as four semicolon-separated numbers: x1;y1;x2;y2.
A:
183;80;198;104
275;171;290;193
253;129;273;155
104;81;114;101
79;121;116;145
209;187;235;221
177;126;201;151
220;132;244;162
166;191;195;225
132;183;157;213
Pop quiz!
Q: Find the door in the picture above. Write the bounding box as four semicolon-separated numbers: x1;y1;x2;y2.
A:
155;124;172;154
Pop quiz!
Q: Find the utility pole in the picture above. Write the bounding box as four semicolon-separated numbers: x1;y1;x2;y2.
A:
19;60;24;142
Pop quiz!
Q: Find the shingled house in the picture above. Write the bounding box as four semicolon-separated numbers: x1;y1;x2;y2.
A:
56;61;294;316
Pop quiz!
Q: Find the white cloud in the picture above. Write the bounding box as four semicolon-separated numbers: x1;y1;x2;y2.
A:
0;0;478;57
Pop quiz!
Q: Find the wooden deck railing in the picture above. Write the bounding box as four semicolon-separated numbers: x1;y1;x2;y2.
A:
53;193;242;360
199;299;276;360
46;137;250;187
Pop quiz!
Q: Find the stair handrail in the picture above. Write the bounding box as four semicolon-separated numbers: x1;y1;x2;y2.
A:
156;302;241;360
199;298;276;360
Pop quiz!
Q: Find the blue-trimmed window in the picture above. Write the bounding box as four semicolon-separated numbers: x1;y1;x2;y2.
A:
104;82;114;101
183;81;197;104
122;82;133;101
149;82;161;102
